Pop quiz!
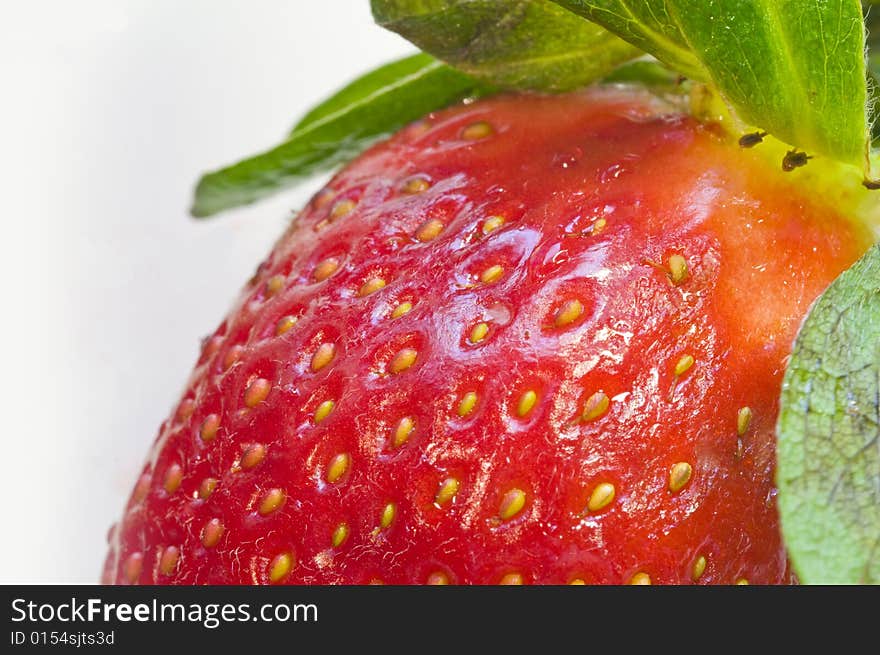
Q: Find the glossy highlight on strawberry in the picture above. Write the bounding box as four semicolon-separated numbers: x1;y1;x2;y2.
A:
104;88;869;585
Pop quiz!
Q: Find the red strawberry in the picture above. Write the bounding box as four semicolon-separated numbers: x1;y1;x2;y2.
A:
103;87;869;585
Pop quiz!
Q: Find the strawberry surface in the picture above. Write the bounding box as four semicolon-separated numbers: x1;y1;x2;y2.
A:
104;87;869;585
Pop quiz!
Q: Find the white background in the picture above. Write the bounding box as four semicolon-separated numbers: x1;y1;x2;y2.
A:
0;0;411;583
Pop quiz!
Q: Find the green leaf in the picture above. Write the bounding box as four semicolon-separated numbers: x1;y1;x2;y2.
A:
552;0;705;79
287;53;453;135
864;3;880;143
601;58;682;90
554;0;869;169
777;245;880;584
192;53;489;218
865;1;880;61
370;0;642;92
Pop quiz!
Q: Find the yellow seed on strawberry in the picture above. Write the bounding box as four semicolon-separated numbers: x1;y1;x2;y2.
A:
499;488;526;520
265;274;285;297
275;315;298;336
381;503;396;529
393;417;415;448
158;546;180;576
669;462;693;493
480;264;504;284
176;399;195;422
163;464;183;494
629;572;652;585
461;121;494;140
358;277;386;297
582;391;610;422
435;477;460;506
311;342;336;372
415;218;444;242
482;215;505;234
244;378;271;408
200;414;220;442
201;519;225;548
198;478;217;500
258;488;285;516
389;348;418;374
469;322;489;344
239;443;265;470
668;254;688;284
517;390;538;417
675;354;695;377
458;391;478;417
223;345;244;370
554;299;584;328
326;453;350;484
402;176;431;194
427;571;449;585
737;407;752;436
332;522;350;548
391;301;413;318
586;482;616;512
330;199;356;220
314;400;335;423
313;258;340;282
269;553;294;583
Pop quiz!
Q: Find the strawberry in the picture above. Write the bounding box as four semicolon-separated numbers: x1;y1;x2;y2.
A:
103;87;869;585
